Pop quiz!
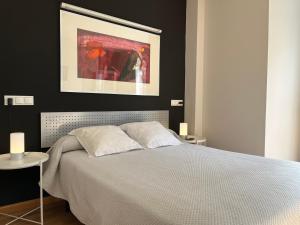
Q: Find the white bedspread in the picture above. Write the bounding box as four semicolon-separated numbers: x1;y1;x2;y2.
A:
43;138;300;225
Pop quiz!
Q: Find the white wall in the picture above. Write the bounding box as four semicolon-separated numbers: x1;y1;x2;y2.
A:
185;0;205;136
186;0;300;160
265;0;300;161
202;0;269;155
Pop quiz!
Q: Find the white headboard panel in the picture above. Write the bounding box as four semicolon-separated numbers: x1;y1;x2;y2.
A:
41;111;169;148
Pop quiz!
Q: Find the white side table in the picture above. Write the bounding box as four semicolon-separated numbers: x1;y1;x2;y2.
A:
196;137;207;146
185;136;207;146
0;152;49;225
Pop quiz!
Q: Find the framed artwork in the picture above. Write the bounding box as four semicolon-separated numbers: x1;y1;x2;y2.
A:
60;10;160;96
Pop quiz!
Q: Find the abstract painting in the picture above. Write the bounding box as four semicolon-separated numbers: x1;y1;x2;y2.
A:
60;10;160;96
77;29;150;84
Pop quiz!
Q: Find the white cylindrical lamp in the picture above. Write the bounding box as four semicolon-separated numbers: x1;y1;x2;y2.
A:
179;123;188;139
10;132;25;160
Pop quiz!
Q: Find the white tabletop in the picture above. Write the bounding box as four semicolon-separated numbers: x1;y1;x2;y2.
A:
0;152;49;170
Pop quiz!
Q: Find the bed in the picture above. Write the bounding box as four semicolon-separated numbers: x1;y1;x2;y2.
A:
41;111;300;225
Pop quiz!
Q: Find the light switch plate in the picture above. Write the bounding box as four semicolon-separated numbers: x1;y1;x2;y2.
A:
24;97;34;105
4;95;34;106
171;99;184;107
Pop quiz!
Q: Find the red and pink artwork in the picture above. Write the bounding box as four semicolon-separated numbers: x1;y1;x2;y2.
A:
77;29;150;83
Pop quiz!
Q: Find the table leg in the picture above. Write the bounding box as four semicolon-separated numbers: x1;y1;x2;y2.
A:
1;208;40;225
0;161;45;225
40;162;43;225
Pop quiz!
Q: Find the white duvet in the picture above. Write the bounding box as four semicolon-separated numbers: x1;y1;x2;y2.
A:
43;136;300;225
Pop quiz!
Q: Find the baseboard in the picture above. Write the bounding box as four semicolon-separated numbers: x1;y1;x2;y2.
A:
0;196;63;214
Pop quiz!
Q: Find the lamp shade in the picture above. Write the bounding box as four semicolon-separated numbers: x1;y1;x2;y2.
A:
179;123;188;136
10;133;25;154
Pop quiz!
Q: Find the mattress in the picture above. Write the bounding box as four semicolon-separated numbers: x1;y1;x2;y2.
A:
43;143;300;225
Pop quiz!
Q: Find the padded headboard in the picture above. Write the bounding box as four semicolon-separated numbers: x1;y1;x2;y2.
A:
41;110;169;148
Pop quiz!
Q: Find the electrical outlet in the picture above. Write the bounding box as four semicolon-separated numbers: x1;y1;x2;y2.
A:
4;95;34;106
171;100;184;107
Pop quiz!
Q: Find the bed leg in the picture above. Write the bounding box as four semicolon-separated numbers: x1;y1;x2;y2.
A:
65;201;70;213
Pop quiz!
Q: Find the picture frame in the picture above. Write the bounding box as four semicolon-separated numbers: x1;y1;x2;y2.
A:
60;10;160;96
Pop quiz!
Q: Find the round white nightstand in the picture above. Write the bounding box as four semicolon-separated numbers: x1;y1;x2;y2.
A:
196;137;207;146
0;152;49;225
185;136;207;146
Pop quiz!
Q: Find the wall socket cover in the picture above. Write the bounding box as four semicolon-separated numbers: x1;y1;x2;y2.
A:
4;95;34;106
171;99;184;107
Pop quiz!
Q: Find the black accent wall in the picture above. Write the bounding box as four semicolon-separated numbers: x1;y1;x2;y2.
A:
0;0;186;205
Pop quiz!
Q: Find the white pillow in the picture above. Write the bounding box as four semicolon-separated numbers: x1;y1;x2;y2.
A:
69;126;143;157
120;121;182;148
